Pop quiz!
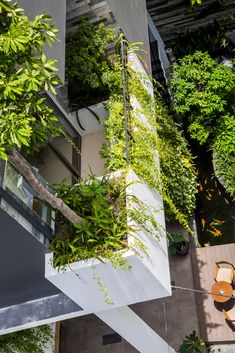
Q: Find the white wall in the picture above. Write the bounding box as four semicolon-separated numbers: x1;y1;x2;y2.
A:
81;131;106;179
38;137;72;185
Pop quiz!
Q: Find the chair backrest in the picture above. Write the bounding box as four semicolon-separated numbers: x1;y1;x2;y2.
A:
216;261;234;269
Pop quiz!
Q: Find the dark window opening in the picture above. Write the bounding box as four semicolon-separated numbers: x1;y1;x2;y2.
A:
103;333;122;346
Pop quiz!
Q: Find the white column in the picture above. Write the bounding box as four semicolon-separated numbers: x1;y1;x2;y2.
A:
96;306;176;353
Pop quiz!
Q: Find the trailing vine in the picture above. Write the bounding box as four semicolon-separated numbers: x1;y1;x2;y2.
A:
101;51;198;229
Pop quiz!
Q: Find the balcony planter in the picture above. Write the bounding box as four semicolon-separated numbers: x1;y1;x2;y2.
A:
45;169;171;312
66;53;150;138
68;101;109;136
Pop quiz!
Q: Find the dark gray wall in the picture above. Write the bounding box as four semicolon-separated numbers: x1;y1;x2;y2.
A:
0;208;58;308
0;294;82;331
18;0;66;83
107;0;151;74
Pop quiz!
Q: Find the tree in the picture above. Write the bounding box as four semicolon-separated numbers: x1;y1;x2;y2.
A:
170;51;235;145
170;51;235;198
0;0;82;224
0;325;53;353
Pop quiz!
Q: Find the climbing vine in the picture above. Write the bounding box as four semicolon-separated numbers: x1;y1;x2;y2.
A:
101;52;198;228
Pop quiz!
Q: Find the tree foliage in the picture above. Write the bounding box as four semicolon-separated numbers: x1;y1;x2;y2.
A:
0;0;61;160
170;51;235;197
170;51;235;145
0;325;53;353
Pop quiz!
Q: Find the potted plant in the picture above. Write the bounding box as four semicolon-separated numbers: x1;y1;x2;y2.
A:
179;330;214;353
168;232;189;256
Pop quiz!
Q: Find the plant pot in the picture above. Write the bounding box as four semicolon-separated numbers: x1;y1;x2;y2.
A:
175;241;189;256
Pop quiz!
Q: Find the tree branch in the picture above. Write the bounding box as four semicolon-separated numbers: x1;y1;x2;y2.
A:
7;148;83;225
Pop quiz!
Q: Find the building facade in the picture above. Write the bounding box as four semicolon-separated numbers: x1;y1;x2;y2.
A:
0;1;173;352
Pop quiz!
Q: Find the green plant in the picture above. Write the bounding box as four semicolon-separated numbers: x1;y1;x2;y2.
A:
0;0;85;226
52;37;198;269
0;325;53;353
179;330;214;353
50;171;159;270
170;51;235;198
168;232;186;254
51;174;128;268
66;18;117;108
170;51;235;145
100;46;198;226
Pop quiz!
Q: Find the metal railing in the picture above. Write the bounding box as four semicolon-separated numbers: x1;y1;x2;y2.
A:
0;158;54;233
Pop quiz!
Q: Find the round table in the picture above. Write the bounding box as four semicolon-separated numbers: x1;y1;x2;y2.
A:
211;281;233;303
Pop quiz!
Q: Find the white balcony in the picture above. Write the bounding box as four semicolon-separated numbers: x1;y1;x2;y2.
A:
68;101;108;136
45;169;171;313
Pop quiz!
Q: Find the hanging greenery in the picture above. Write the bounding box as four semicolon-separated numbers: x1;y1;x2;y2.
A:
100;45;198;225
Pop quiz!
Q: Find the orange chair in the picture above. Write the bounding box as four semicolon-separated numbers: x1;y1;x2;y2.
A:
213;261;234;284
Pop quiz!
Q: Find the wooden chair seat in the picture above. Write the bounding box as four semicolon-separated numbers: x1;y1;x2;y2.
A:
213;261;234;284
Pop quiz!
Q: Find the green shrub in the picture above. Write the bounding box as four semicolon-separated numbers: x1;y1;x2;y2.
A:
51;175;129;269
170;51;235;197
66;19;116;108
0;325;53;353
50;173;160;270
168;20;233;60
170;51;235;145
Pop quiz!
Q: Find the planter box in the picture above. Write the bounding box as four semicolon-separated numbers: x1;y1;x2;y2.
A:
68;101;108;136
45;170;171;312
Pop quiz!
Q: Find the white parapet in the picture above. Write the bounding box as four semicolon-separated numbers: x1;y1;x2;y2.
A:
68;101;108;136
45;169;171;312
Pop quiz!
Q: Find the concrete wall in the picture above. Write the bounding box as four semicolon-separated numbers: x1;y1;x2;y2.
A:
38;137;73;185
107;0;151;74
81;131;106;179
18;0;66;83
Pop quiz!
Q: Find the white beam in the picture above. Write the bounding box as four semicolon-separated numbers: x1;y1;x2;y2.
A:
96;306;176;353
